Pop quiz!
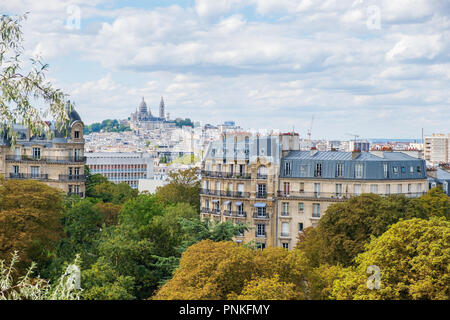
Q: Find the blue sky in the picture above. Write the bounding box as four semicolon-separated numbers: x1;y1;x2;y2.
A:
2;0;449;139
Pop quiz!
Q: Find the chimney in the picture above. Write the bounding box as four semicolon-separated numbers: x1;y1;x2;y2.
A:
310;147;318;157
352;150;361;159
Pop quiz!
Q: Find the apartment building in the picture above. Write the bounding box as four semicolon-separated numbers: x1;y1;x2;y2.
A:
200;133;429;250
424;134;450;164
0;106;86;197
86;152;154;189
277;150;428;249
200;132;298;249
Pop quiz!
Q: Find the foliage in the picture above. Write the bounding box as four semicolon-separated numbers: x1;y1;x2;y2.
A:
174;118;194;128
84;119;131;135
331;218;450;300
417;187;450;219
229;275;299;300
0;179;64;272
296;192;441;267
94;202;122;227
0;14;71;144
81;257;135;300
90;181;138;204
0;251;82;300
156;168;200;211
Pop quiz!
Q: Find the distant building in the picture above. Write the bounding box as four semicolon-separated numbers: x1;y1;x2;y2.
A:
424;134;450;164
0;102;86;197
428;168;450;195
349;140;370;152
86;152;154;189
130;97;175;130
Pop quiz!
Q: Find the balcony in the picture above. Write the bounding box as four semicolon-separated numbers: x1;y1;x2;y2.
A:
253;212;270;220
277;191;427;200
280;232;291;238
256;192;267;199
257;174;267;180
201;208;211;214
9;173;48;180
6;155;86;164
200;189;250;198
225;211;247;218
201;170;251;180
58;175;86;182
211;209;221;216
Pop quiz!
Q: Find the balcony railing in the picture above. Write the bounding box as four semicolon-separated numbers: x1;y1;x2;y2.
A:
253;212;270;220
277;191;427;200
257;174;267;179
201;208;211;214
6;155;86;164
58;175;87;182
211;209;221;215
201;171;251;179
200;189;250;198
223;211;247;218
9;173;48;180
256;192;267;199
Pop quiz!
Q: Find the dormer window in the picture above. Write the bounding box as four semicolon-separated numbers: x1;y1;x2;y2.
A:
74;131;80;139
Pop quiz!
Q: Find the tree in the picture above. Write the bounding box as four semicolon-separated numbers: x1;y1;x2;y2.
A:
228;275;298;300
119;194;164;230
90;181;138;204
331;218;450;300
416;187;450;219
94;202;122;227
84;170;108;198
156;168;200;211
153;240;256;300
0;14;72;144
81;257;135;300
0;179;64;272
297;193;433;267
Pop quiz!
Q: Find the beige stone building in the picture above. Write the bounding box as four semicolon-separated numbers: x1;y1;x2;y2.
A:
424;133;450;164
0;105;86;197
201;133;429;250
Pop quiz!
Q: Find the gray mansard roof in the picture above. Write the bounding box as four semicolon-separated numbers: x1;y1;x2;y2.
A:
281;151;427;180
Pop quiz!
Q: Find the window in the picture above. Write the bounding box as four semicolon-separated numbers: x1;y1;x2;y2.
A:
257;243;266;250
370;184;378;194
74;131;80;139
13;165;19;174
74;149;81;160
257;184;267;198
417;166;422;173
239;164;244;175
257;206;267;217
314;163;322;177
205;199;209;210
397;184;402;194
417;183;422;193
408;184;412;193
393;166;398;174
386;184;390;195
281;222;289;237
409;166;414;173
336;163;344;177
284;162;291;176
314;183;321;196
335;184;342;197
237;204;244;215
282;243;289;249
300;165;307;175
298;202;304;212
354;184;361;195
383;163;388;178
237;183;244;196
257;224;266;237
312;204;320;218
298;223;304;232
31;166;40;178
32;148;41;160
401;167;406;173
299;182;305;193
283;182;290;196
355;164;363;178
282;202;289;216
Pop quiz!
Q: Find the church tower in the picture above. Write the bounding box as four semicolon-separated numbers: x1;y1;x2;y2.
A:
159;96;165;120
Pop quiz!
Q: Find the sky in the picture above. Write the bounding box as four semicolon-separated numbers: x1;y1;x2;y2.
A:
2;0;450;140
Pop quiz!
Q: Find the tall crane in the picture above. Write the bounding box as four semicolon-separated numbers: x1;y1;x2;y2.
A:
307;115;315;149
